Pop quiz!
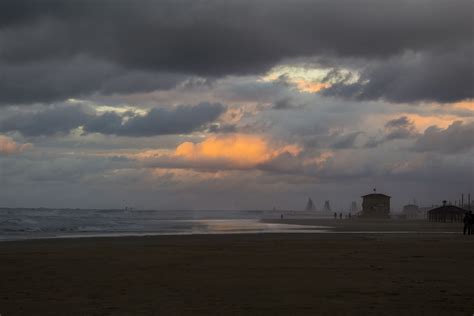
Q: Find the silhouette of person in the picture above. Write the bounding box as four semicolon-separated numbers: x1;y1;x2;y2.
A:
348;213;352;219
339;212;343;219
280;214;284;220
468;211;473;235
334;212;337;220
463;211;472;235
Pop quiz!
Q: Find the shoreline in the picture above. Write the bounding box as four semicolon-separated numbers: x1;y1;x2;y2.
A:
0;218;464;243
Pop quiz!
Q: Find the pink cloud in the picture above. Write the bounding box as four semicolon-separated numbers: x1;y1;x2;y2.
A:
0;136;32;155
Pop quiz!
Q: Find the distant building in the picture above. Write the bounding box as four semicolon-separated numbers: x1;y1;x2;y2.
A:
361;193;391;218
323;200;332;212
428;201;466;222
350;201;358;213
418;206;432;219
402;204;420;219
305;198;316;211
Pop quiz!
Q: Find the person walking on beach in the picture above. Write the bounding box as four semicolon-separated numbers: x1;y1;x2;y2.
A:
334;212;337;220
463;211;472;235
470;211;474;235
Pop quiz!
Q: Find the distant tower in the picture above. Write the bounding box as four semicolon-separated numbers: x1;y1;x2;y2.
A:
323;200;332;212
350;201;358;213
305;198;316;211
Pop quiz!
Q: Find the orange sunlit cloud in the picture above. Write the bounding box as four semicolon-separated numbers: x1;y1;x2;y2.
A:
402;100;474;131
175;134;301;168
133;149;171;160
370;113;470;133
402;114;467;131
294;80;331;93
127;134;342;176
302;151;334;167
131;134;302;171
451;100;474;111
0;136;32;155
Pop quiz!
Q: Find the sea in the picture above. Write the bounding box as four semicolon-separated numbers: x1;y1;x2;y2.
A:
0;208;330;241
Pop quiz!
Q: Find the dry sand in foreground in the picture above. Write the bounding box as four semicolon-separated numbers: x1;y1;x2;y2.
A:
1;232;473;315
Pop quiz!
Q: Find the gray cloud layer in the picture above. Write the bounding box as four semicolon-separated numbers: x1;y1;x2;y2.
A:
0;102;226;137
415;121;474;154
0;0;472;104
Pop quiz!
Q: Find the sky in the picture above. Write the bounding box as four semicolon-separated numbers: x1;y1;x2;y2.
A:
0;0;473;211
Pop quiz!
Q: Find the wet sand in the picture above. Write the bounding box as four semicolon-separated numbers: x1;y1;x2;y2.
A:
264;217;465;233
1;230;473;315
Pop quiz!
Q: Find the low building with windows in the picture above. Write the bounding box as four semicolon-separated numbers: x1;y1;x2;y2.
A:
428;202;466;222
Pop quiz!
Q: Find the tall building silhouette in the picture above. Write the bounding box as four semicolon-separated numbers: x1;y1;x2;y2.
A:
305;198;316;211
350;201;357;213
323;200;332;212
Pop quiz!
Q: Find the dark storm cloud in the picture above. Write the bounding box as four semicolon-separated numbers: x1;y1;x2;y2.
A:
0;105;90;136
0;102;226;137
2;0;471;66
84;102;226;136
414;121;474;154
321;46;474;103
0;57;185;104
208;124;237;133
0;0;472;104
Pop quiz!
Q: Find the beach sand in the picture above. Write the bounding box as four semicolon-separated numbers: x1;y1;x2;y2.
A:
264;217;466;232
1;226;473;315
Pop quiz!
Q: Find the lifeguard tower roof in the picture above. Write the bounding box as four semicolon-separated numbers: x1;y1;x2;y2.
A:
361;193;391;198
